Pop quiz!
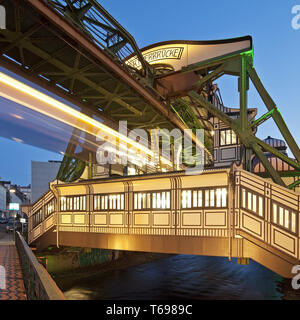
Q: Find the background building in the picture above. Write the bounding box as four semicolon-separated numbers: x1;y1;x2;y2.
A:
0;181;30;218
0;183;6;217
31;160;61;203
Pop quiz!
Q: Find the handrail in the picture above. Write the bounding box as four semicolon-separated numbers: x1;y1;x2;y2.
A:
15;232;65;300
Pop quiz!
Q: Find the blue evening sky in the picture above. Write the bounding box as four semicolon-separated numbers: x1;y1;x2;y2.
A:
1;0;300;185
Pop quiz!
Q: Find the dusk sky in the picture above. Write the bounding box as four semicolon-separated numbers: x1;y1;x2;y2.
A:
1;0;300;185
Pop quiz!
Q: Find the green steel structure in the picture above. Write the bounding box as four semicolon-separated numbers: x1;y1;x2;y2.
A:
0;0;299;189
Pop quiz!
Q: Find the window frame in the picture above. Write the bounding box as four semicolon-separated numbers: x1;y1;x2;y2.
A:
60;195;87;212
93;192;125;212
181;187;228;210
219;129;238;146
271;200;298;235
45;198;55;218
133;190;171;211
32;208;43;229
240;187;264;218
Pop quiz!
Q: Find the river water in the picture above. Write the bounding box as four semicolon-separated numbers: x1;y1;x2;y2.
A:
60;254;298;300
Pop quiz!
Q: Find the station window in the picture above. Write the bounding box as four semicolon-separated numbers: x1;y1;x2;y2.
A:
241;188;264;217
133;191;170;210
220;129;237;146
32;208;43;228
60;196;86;211
272;202;297;234
94;194;124;211
45;198;55;218
152;191;171;210
182;188;227;209
134;192;151;210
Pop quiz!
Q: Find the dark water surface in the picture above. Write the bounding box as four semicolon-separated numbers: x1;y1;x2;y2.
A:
61;255;294;300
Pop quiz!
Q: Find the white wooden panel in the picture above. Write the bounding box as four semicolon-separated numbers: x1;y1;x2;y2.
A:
61;214;72;224
94;214;107;225
134;214;149;225
205;211;226;227
74;214;85;224
182;213;201;226
153;213;169;226
110;214;123;225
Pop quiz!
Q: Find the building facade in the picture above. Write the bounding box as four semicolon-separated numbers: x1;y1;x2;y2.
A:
31;160;61;203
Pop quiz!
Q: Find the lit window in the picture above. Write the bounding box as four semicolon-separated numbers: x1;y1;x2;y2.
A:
220;129;238;146
162;192;166;209
153;193;157;209
279;207;284;226
182;190;192;209
284;209;289;229
272;201;297;234
205;190;210;207
193;190;198;207
104;196;108;210
210;190;215;207
273;203;277;223
258;197;263;217
220;130;226;146
166;192;170;209
216;189;221;208
94;194;123;211
45;199;55;217
182;190;186;209
242;189;246;208
291;213;296;233
198;191;203;207
247;192;252;211
253;194;257;212
134;193;138;209
222;189;227;207
147;193;151;208
157;193;161;209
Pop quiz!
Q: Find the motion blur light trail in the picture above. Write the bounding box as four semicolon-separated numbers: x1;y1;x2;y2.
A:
0;71;172;167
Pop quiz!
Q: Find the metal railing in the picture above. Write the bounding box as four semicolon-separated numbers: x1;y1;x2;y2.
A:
15;232;65;300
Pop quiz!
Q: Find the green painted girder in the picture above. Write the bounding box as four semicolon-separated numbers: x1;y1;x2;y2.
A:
252;136;300;171
194;63;227;89
47;0;152;78
187;49;300;189
250;141;285;186
182;49;253;76
250;108;276;128
56;154;86;183
171;99;213;149
288;179;300;190
188;89;294;188
170;99;213;164
247;61;300;164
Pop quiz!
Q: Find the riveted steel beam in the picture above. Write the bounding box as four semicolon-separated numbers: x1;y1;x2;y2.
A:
247;62;300;164
250;141;285;187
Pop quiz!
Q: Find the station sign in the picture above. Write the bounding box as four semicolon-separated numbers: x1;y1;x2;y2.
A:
125;36;252;72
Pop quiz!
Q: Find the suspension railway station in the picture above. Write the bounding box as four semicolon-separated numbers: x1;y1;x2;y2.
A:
0;0;300;294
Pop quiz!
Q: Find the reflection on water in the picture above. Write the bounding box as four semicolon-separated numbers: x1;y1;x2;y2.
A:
63;255;287;300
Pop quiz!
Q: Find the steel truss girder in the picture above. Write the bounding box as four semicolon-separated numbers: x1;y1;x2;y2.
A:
246;61;300;164
188;52;300;189
1;0;179;134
